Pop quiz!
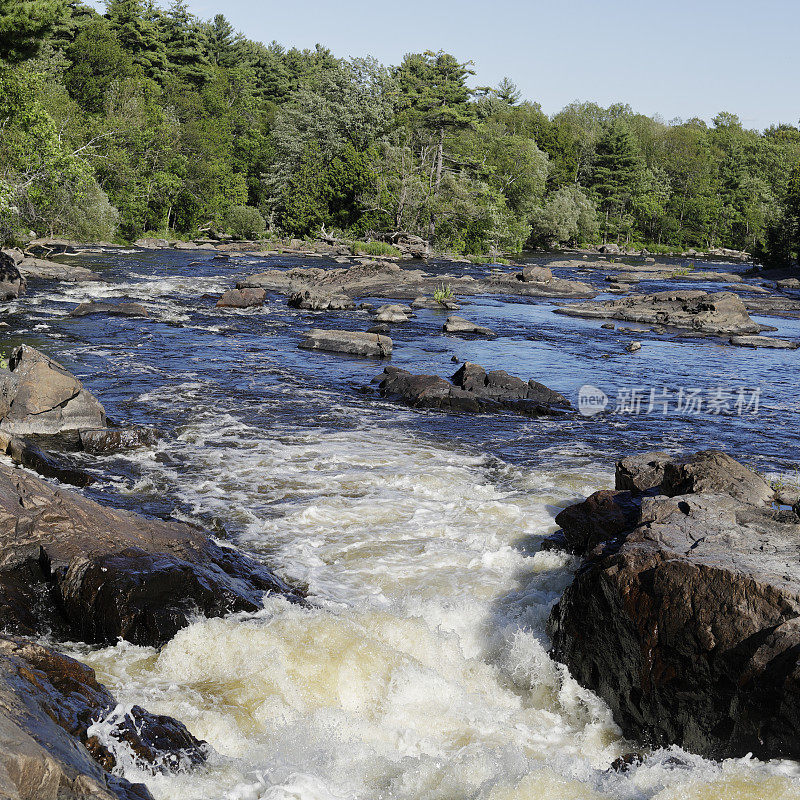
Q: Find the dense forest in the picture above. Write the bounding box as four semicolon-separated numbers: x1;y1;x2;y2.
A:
2;0;800;264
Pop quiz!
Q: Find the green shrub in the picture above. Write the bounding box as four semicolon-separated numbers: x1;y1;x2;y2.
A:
224;205;267;240
351;240;401;257
433;283;454;303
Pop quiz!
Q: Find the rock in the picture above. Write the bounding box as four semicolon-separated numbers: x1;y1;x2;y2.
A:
0;346;106;436
384;231;430;259
729;335;799;349
601;323;615;330
79;427;157;455
134;238;170;249
554;490;641;554
625;341;641;352
662;449;774;506
615;451;672;492
17;257;102;283
776;278;800;291
442;316;496;337
70;302;149;318
0;464;301;646
216;288;265;308
0;635;206;800
4;436;94;487
411;296;460;310
599;243;621;254
374;362;571;416
555;291;760;335
288;289;355;311
374;304;413;323
549;487;800;760
0;251;26;299
367;324;390;335
299;329;392;358
519;265;553;283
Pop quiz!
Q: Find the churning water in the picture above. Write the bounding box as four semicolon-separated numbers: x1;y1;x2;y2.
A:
8;249;800;799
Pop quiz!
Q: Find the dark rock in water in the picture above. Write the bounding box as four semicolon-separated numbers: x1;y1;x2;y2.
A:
0;250;26;299
548;451;800;760
374;362;571;416
80;426;158;454
729;335;799;349
70;301;149;318
601;323;615;330
0;345;106;436
18;256;103;283
451;355;460;363
3;435;94;487
555;290;760;335
442;316;495;337
0;464;302;647
367;323;390;335
625;341;642;352
0;635;207;800
518;265;553;283
216;288;265;308
299;328;392;358
288;289;355;311
615;451;672;492
662;449;773;505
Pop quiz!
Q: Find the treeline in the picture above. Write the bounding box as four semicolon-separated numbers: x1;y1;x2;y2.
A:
2;0;800;264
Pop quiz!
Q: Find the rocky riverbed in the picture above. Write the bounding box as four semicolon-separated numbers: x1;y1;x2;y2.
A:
0;244;798;800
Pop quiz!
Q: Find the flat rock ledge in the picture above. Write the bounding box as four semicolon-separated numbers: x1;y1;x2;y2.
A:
0;635;208;800
373;362;571;416
729;335;799;349
547;449;800;760
554;290;761;335
0;463;302;648
299;328;392;358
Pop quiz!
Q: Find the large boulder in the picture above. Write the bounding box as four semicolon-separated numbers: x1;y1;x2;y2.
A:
0;346;106;435
299;328;392;358
287;288;355;311
0;251;26;300
374;362;571;416
0;636;206;800
548;452;800;760
0;464;301;647
79;427;157;455
216;288;265;308
615;451;672;492
554;291;761;335
518;265;553;283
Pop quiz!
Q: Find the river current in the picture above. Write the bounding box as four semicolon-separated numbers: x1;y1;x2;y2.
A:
5;250;800;799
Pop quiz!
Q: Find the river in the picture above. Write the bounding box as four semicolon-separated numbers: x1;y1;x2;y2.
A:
6;249;800;799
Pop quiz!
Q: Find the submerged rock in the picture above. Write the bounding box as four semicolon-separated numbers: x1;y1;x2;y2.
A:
0;464;301;647
71;301;149;318
299;328;392;358
548;450;800;760
0;635;207;800
1;434;94;487
79;426;158;454
555;290;760;335
374;362;571;416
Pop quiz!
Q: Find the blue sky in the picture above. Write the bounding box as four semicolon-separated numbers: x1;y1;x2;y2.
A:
99;1;799;130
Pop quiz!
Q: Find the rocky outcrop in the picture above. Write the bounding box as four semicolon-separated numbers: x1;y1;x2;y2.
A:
729;335;799;349
0;434;94;487
442;316;496;337
0;346;106;436
0;251;26;299
299;329;392;358
547;450;800;760
374;362;571;416
614;451;672;492
17;257;103;283
0;636;206;800
554;291;760;335
287;288;355;311
70;302;149;318
0;464;301;647
216;287;265;308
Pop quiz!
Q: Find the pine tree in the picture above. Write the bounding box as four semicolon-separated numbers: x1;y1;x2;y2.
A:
204;13;238;69
105;0;167;82
0;0;66;62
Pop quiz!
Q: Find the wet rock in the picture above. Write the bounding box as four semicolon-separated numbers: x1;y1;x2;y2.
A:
555;291;760;335
0;345;106;436
70;301;150;318
729;335;799;349
661;449;773;506
442;316;496;337
374;304;413;323
777;278;800;291
288;288;355;311
0;635;206;800
0;250;26;299
17;257;102;283
519;265;553;283
367;323;390;335
299;328;392;358
625;341;641;352
3;435;94;487
601;323;615;330
554;490;641;554
615;451;672;492
216;288;265;308
374;362;571;416
79;427;158;455
0;464;301;647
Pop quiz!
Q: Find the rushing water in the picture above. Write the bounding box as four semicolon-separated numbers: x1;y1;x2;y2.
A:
6;250;800;799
